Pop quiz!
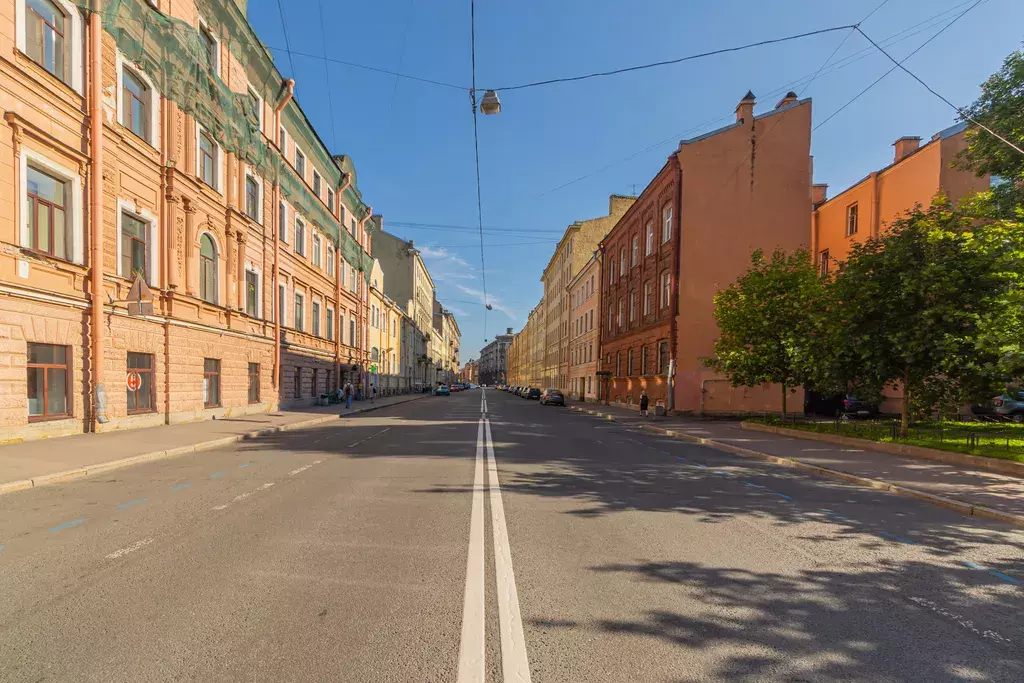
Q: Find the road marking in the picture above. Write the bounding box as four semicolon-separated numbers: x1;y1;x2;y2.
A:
106;537;154;559
774;492;793;501
743;481;765;489
962;560;1019;585
48;518;87;533
232;482;275;503
485;418;533;683
908;596;1013;645
171;483;191;492
212;504;228;511
457;419;486;683
238;463;251;468
879;531;918;545
347;428;390;448
209;472;226;479
115;498;148;509
289;460;323;476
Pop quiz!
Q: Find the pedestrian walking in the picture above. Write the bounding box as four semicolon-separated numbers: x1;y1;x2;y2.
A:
639;390;650;418
344;382;353;410
371;384;377;403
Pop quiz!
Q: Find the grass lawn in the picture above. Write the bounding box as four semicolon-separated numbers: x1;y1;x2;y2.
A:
755;417;1024;464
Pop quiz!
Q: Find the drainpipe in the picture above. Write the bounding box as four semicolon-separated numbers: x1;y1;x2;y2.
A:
272;79;295;392
666;155;682;414
357;207;373;393
333;173;350;390
89;11;107;427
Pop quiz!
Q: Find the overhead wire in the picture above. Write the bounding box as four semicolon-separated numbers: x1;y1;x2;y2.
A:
470;0;490;337
263;44;467;90
273;0;296;80
316;0;339;150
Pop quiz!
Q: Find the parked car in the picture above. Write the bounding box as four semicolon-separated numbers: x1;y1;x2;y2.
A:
838;396;879;420
973;391;1024;422
540;388;565;406
520;387;531;398
526;387;541;400
435;385;450;396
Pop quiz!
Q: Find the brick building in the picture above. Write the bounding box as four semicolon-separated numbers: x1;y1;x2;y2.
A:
0;0;375;441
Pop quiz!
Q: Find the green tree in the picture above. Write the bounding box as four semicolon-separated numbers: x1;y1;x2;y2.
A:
702;249;824;415
818;198;1020;436
956;47;1024;215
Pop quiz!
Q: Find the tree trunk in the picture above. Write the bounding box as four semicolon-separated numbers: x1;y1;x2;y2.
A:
900;368;910;439
781;382;787;417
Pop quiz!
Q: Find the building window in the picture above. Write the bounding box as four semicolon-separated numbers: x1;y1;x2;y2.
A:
350;318;356;346
617;299;623;328
199;233;217;304
294;292;304;331
278;283;286;324
660;271;671;308
26;165;68;259
245;269;259;317
608;305;613;332
295;148;306;178
25;0;67;81
645;222;654;255
627;349;634;376
199;129;218;189
326;307;334;341
311;368;319;397
619;247;626;276
293;367;301;399
662;205;673;243
278;125;287;151
589;342;593;362
27;342;68;419
609;259;615;285
126;352;154;414
313;170;321;197
200;24;218;73
628;290;636;323
631;235;639;266
846;203;859;237
248;362;260;404
203;358;220;408
643;281;652;315
121;67;149;141
819;249;830;277
247;86;262;131
279;201;288;243
641;346;648;375
327;188;335;213
312;300;321;337
312;233;322;268
659;341;669;375
294;218;305;256
326;246;335;276
245;174;261;222
120;212;148;281
616;351;622;377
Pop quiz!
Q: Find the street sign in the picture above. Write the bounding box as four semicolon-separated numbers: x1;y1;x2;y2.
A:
369;364;378;373
126;371;142;392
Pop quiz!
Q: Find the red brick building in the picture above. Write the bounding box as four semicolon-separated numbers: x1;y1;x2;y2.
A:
599;157;680;409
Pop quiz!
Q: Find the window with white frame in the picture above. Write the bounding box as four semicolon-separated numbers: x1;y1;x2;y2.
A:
662;204;673;243
619;247;626;276
312;300;321;337
327;188;335;213
645;222;654;255
199;233;218;304
312;233;322;268
117;200;158;286
120;63;158;145
294;217;305;256
326;306;334;341
245;172;261;223
631;235;639;266
22;151;83;264
629;290;636;323
312;170;321;197
294;291;305;331
326;246;335;277
246;85;263;132
294;147;306;178
199;20;218;74
660;270;671;308
643;281;652;315
196;125;222;191
279;201;289;243
21;0;84;93
278;125;287;151
245;268;260;318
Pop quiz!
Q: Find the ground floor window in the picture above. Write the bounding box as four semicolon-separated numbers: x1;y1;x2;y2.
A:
27;343;69;419
587;375;592;395
203;358;221;408
311;368;319;397
293;367;302;399
127;352;155;413
248;362;260;404
659;341;670;375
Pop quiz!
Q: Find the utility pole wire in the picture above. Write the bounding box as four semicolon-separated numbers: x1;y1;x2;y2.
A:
855;24;1024;156
316;0;339;151
470;0;489;338
274;0;296;80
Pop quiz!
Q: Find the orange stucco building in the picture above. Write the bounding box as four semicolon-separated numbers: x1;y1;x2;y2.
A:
0;0;375;441
567;253;601;401
673;92;813;413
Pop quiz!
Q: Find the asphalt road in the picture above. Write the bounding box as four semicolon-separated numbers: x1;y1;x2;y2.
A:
0;389;1021;682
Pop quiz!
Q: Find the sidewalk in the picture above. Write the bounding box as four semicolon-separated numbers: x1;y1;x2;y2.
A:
0;393;428;494
569;401;1024;525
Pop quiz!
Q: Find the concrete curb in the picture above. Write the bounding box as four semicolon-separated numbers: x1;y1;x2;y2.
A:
568;405;1024;527
741;421;1024;478
0;395;427;497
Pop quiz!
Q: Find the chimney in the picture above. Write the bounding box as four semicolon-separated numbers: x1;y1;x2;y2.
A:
812;184;828;206
735;90;755;122
776;91;798;109
893;136;921;163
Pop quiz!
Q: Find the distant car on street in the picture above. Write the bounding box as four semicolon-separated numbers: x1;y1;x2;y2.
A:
540;388;564;406
972;391;1024;422
526;387;541;400
435;385;450;396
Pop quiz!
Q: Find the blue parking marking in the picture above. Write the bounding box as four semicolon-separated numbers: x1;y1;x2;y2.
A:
774;492;793;501
49;518;87;533
238;463;251;469
743;481;766;489
171;483;191;492
989;571;1018;585
209;472;226;479
115;498;148;510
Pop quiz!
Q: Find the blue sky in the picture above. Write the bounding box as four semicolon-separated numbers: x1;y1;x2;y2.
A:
248;0;1022;364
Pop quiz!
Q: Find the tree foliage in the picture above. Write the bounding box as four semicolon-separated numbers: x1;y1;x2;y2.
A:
702;249;823;414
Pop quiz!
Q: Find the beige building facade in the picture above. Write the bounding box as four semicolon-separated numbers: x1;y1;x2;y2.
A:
539;195;635;390
0;0;375;441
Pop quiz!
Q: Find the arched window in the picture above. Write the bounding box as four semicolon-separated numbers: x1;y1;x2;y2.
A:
199;233;217;304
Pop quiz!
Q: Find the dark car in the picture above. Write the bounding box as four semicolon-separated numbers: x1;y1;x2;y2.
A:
540;388;564;406
805;391;878;419
838;396;879;420
526;387;541;400
973;391;1024;422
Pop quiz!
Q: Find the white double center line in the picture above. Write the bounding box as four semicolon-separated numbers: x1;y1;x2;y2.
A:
458;389;532;683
